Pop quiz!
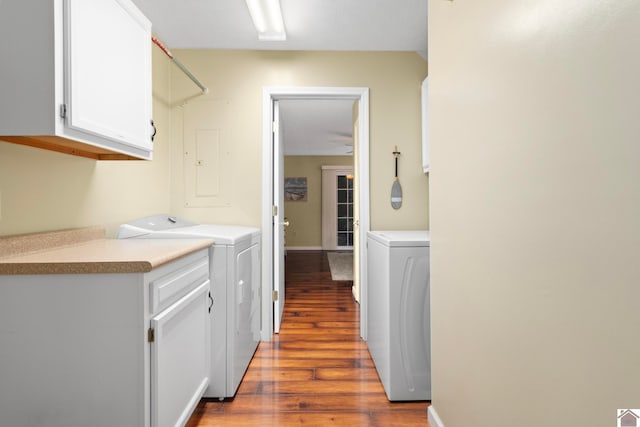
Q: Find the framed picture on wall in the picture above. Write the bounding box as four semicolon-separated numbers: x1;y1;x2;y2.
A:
284;177;308;201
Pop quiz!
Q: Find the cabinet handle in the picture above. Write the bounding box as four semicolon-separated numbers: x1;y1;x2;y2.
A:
150;119;157;142
208;291;214;313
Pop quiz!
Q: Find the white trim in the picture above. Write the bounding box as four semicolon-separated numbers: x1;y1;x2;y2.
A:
261;89;274;342
421;76;429;174
428;406;445;427
261;86;370;342
357;88;370;340
285;246;323;251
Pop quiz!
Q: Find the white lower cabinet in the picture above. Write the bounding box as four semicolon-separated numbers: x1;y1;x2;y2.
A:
0;249;211;427
151;281;210;427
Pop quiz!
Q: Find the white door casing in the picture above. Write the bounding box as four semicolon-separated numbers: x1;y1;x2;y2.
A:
352;104;361;303
261;86;370;341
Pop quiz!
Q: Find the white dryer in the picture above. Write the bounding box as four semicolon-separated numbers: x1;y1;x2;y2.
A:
366;230;430;401
118;215;261;399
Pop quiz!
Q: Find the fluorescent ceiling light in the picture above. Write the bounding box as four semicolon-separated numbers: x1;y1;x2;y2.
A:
245;0;286;41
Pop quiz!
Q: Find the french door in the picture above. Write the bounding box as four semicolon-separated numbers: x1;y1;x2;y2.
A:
322;166;354;250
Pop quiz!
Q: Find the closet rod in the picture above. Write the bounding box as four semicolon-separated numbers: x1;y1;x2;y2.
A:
152;36;209;94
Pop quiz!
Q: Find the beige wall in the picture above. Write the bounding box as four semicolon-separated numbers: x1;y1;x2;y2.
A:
0;50;427;237
283;156;352;248
0;46;173;237
168;50;428;230
429;1;640;426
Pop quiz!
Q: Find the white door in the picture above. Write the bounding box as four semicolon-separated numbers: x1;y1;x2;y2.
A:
272;100;286;333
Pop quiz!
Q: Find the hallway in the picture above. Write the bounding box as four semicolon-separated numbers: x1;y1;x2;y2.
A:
186;250;429;426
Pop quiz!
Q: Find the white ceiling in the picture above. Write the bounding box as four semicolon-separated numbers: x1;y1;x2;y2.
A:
279;99;355;156
131;0;427;155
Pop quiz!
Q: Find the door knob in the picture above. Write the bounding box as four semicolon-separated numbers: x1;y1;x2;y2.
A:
283;220;290;227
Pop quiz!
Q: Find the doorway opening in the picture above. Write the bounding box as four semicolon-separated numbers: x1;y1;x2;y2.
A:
260;86;370;342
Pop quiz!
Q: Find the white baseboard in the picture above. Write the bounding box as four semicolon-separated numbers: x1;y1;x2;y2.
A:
285;246;323;251
428;406;445;427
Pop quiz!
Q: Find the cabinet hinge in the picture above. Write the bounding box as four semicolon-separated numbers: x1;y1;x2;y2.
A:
147;328;155;343
59;104;67;119
272;290;279;302
272;121;277;133
272;205;278;217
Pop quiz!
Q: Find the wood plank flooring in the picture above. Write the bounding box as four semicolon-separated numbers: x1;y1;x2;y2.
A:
186;250;430;426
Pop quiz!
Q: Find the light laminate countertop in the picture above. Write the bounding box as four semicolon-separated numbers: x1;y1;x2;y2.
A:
0;227;213;275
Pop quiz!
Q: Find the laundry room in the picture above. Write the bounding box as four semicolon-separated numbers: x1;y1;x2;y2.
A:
5;1;634;426
0;1;430;426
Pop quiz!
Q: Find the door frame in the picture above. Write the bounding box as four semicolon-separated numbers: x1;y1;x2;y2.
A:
260;86;370;341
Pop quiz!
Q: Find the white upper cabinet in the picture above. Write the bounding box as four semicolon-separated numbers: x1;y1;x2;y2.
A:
0;0;153;160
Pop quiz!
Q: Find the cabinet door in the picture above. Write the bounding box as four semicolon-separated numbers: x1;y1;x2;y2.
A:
65;0;152;151
151;280;210;427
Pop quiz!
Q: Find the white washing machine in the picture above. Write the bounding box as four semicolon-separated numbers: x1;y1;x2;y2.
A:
366;230;430;401
118;215;261;399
